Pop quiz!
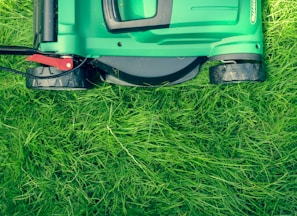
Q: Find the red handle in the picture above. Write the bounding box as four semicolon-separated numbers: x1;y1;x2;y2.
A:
26;54;73;71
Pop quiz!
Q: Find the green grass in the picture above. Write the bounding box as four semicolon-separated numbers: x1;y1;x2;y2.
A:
0;0;296;215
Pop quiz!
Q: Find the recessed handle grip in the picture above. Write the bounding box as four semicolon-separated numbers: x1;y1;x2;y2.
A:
102;0;173;31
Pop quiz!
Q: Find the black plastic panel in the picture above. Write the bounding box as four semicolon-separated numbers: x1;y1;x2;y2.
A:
102;0;173;32
34;0;57;48
92;56;208;86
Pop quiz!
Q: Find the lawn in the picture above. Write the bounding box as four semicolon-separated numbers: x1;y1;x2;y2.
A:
0;0;296;215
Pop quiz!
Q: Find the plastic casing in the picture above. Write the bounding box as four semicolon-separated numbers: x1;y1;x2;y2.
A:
38;0;263;59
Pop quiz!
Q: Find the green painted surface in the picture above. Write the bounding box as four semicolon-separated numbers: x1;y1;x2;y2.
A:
39;0;263;58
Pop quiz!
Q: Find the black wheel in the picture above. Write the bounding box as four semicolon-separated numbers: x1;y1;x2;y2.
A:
209;61;265;84
26;67;93;90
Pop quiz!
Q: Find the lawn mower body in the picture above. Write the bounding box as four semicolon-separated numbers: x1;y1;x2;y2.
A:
28;0;264;89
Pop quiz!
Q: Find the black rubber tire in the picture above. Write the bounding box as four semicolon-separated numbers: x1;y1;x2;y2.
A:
209;62;265;84
26;67;93;90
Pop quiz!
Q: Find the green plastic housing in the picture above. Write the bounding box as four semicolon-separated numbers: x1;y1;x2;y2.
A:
38;0;263;60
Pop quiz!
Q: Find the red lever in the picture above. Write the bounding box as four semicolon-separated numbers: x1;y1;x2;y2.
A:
26;54;74;71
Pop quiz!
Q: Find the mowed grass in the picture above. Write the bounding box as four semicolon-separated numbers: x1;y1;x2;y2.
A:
0;0;296;215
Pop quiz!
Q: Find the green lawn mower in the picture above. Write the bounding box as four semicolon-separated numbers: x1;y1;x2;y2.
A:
0;0;265;90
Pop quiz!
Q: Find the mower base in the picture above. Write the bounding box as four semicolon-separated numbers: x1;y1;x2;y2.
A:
25;55;265;90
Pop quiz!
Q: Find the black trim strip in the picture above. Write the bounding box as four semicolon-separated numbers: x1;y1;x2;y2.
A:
0;46;40;55
34;0;58;47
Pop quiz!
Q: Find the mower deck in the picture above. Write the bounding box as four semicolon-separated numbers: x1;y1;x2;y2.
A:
4;0;265;89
